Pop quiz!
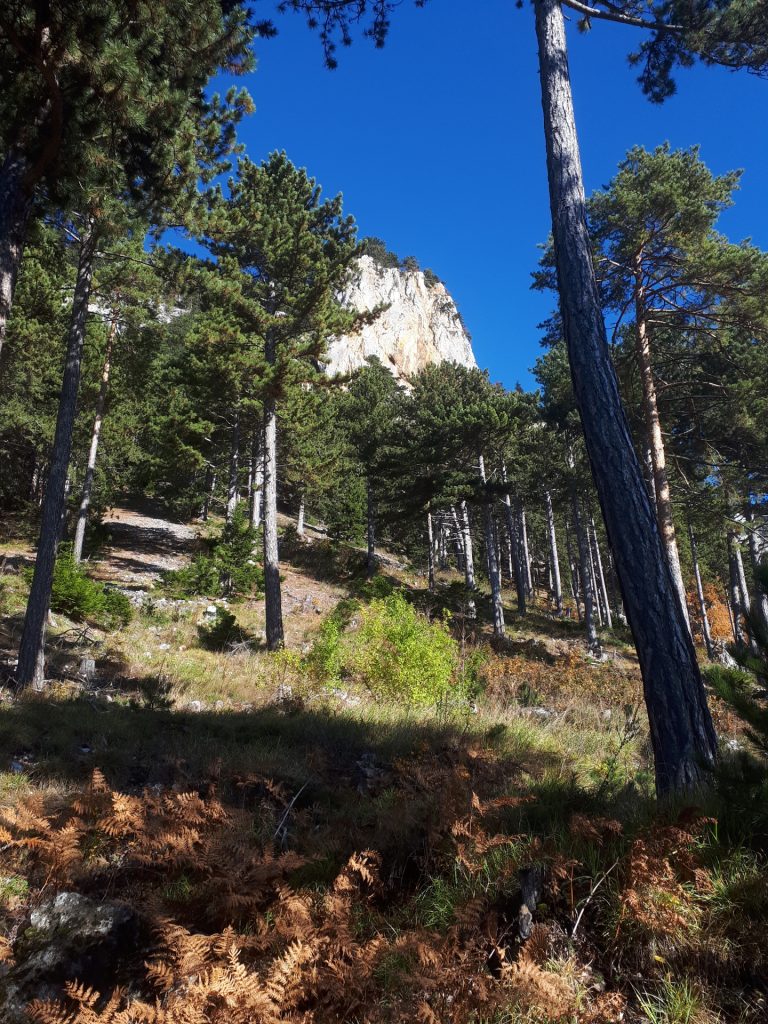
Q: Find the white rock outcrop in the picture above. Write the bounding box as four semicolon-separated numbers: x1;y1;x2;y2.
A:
325;255;476;381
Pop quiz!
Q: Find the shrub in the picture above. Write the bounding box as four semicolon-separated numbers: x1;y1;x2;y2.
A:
197;607;249;651
165;506;263;599
46;546;133;629
348;593;459;706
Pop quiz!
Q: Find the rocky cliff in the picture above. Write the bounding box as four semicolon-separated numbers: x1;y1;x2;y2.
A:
324;255;476;380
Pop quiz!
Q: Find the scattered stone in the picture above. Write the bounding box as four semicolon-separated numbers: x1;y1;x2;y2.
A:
158;643;171;650
204;605;218;620
187;700;204;713
78;657;97;682
2;892;141;1022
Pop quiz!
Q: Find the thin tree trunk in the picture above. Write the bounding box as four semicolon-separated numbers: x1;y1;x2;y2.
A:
571;488;601;658
564;516;580;619
585;515;604;627
733;539;759;654
16;218;97;689
747;507;768;638
73;315;118;562
501;465;526;615
263;364;284;651
688;522;714;661
479;456;505;637
545;492;563;615
0;150;34;364
590;515;612;630
426;510;435;593
459;500;477;619
450;506;465;572
297;494;305;537
727;529;747;647
642;444;656;506
535;0;717;794
633;270;690;630
226;408;240;524
250;432;263;529
520;504;533;596
366;479;376;576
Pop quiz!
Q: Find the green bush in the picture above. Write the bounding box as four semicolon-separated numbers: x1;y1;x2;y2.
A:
306;593;462;706
197;607;249;651
165;506;263;599
45;546;133;629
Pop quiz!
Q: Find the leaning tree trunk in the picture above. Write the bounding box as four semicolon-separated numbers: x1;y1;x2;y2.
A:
535;0;717;795
501;465;526;614
73;315;117;562
426;510;435;593
479;456;505;637
688;522;714;660
459;500;477;619
0;150;34;364
366;479;376;576
226;408;240;524
571;488;601;658
545;491;563;615
633;270;690;630
590;515;612;630
16;219;97;690
262;375;284;651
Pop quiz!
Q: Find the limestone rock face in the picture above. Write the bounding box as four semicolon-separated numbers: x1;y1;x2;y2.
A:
325;256;476;381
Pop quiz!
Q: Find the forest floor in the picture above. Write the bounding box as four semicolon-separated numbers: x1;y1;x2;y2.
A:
0;509;765;1024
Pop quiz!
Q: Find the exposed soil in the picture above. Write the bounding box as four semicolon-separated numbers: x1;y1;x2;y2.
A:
89;507;198;589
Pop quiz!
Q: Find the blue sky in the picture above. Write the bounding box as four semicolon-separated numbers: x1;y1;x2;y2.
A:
214;0;768;390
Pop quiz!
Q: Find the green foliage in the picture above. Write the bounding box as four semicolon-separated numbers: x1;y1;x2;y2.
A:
133;674;174;711
165;506;263;599
46;545;133;629
197;607;249;651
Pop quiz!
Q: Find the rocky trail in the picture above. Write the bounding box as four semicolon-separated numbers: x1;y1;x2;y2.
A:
89;507;198;590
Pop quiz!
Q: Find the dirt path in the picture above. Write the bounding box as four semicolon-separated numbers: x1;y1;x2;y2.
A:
90;507;197;590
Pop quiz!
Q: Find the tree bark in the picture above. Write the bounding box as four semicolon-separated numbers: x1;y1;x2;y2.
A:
16;219;97;689
364;478;376;575
633;268;690;629
520;503;533;596
450;506;465;572
426;510;435;592
479;456;505;637
590;514;612;630
250;431;263;529
535;0;716;795
0;150;34;364
501;465;526;615
727;529;747;647
73;315;118;562
297;494;305;537
564;515;581;619
746;507;768;638
459;500;477;619
545;491;563;615
226;408;240;524
262;356;284;651
571;489;601;657
688;522;714;660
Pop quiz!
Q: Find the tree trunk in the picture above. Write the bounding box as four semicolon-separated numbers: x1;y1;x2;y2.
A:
250;432;263;529
501;465;526;615
585;519;604;627
426;510;435;592
480;456;505;637
366;479;376;575
545;492;563;615
16;219;97;690
520;504;533;596
73;315;118;562
450;506;465;572
535;0;717;795
571;489;601;657
0;150;34;364
727;529;747;647
297;494;305;537
226;408;240;524
633;270;690;629
459;500;477;619
590;515;612;630
262;375;284;651
642;444;656;506
688;522;714;661
746;507;768;638
564;515;581;619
